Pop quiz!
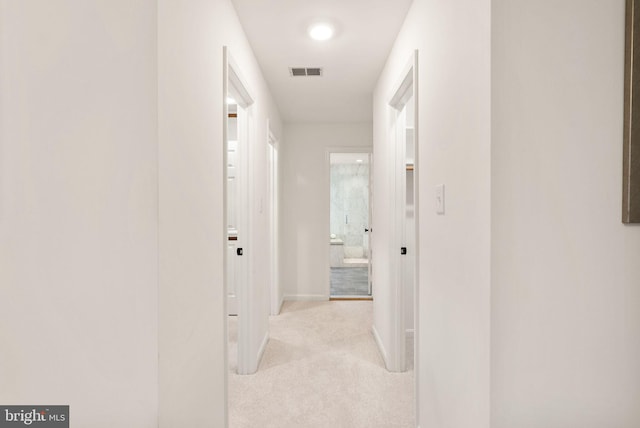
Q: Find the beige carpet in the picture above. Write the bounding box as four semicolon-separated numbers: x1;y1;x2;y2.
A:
228;301;414;428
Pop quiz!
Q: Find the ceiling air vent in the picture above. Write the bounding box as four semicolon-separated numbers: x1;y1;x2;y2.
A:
289;67;323;77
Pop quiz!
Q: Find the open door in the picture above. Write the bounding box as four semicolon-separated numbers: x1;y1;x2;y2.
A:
268;127;281;315
386;51;418;373
224;47;260;375
226;102;248;316
367;152;374;296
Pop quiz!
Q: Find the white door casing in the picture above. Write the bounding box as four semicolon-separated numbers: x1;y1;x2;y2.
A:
368;152;374;296
268;126;281;315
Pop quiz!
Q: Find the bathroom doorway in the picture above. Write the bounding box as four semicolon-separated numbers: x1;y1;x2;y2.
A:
328;151;372;299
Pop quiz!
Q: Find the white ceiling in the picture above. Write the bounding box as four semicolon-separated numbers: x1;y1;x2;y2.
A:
231;0;413;123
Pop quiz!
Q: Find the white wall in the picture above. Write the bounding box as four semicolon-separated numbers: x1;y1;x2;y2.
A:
492;1;640;426
281;123;372;300
158;0;282;425
0;1;158;426
373;0;491;426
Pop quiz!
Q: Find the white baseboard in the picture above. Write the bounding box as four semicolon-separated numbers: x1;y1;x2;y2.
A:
283;294;328;301
371;324;390;369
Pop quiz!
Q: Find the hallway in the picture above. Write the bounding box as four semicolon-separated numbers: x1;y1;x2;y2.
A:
228;302;414;428
3;1;640;427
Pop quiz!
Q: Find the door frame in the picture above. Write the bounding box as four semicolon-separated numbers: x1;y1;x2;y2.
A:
223;46;257;375
325;147;374;299
386;51;419;409
267;121;282;315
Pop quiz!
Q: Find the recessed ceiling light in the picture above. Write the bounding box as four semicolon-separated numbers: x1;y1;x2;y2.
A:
356;159;363;163
309;23;334;41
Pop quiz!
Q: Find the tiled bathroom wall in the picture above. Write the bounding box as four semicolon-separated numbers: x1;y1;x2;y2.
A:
330;163;370;259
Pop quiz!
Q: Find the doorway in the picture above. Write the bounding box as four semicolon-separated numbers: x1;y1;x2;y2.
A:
224;47;260;375
226;100;244;317
386;51;418;374
328;151;373;299
267;126;281;315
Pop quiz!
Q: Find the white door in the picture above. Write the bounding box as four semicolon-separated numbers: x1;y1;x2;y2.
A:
268;132;280;315
225;47;263;375
403;100;416;347
227;104;248;316
367;153;374;295
387;52;418;373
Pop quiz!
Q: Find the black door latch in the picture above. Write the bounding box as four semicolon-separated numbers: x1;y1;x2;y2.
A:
401;247;407;255
237;248;243;256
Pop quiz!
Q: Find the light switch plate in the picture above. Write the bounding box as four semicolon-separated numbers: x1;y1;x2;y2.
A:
436;184;445;215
